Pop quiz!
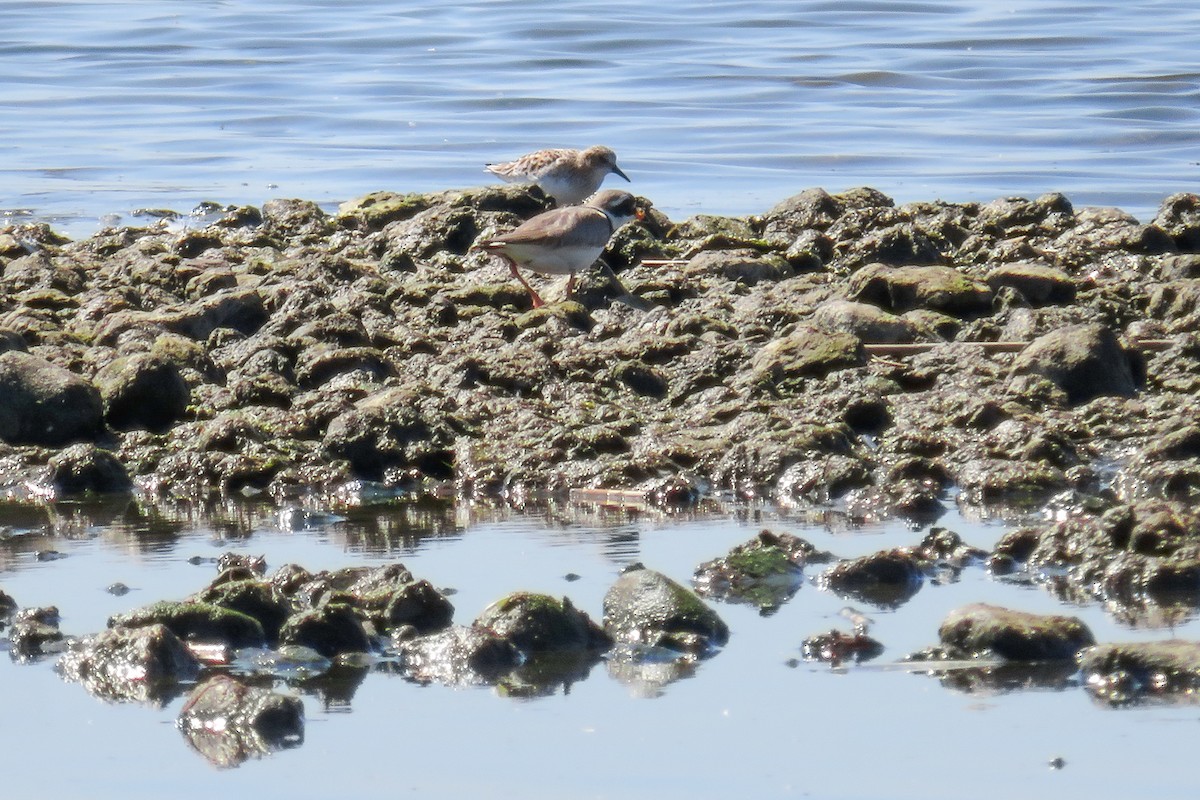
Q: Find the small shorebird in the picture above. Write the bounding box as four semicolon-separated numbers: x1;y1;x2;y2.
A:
478;189;643;308
485;145;630;205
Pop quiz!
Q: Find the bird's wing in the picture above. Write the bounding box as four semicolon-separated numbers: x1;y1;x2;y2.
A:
487;207;611;249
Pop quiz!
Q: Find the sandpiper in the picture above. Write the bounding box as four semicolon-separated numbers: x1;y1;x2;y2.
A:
485;145;630;205
478;188;643;308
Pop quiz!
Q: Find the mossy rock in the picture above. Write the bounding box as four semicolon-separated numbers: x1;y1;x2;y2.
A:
109;600;266;649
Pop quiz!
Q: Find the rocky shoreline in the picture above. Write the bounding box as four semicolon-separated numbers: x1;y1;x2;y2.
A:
1;184;1198;515
5;182;1200;761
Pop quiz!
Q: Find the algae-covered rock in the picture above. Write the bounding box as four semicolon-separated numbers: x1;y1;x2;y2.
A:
196;579;293;643
178;675;305;768
984;263;1075;306
802;629;884;665
693;530;813;611
475;592;611;653
938;603;1094;661
110;600;266;649
603;565;729;654
57;623;201;703
0;351;104;445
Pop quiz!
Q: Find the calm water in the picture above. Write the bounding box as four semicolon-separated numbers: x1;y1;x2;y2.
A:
0;499;1198;799
3;0;1200;238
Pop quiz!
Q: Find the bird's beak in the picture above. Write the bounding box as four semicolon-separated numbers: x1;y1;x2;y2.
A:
612;165;631;182
635;208;646;221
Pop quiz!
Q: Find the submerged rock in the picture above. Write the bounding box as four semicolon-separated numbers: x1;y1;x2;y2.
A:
8;606;64;660
603;565;729;655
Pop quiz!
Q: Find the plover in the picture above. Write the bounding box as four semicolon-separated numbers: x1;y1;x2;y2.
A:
485;145;630;205
479;188;643;308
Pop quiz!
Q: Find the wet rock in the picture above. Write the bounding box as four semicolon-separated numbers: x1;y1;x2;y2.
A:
196;580;292;643
820;549;924;608
848;264;993;315
603;565;729;655
0;351;104;445
47;444;132;495
57;623;200;703
1080;640;1200;706
776;455;873;504
938;603;1095;661
398;625;522;686
178;675;305;768
745;326;866;393
813;299;927;343
693;530;813;611
1152;192;1200;251
110;600;266;649
684;249;793;286
277;604;371;658
474;592;611;653
1010;323;1139;404
322;388;454;481
8;606;63;660
94;353;190;432
355;576;455;634
984;263;1075;306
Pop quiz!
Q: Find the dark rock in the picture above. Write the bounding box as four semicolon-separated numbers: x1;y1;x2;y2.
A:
1010;323;1139;404
197;580;292;643
820;549;924;608
94;353;190;432
475;593;610;653
0;351;104;445
985;263;1076;306
178;675;304;768
48;444;132;494
745;326;866;392
57;623;200;703
938;603;1095;661
603;565;729;654
277;604;371;658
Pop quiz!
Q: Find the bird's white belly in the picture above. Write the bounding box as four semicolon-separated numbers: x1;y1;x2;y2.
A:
506;243;603;275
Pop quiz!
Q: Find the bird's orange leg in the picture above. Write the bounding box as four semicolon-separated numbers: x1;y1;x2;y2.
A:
507;259;545;308
565;271;577;298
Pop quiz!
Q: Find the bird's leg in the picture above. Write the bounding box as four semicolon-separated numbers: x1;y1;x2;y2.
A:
565;271;576;298
507;259;545;308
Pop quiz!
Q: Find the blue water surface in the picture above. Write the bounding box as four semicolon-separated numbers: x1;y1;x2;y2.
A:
2;0;1199;236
